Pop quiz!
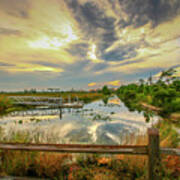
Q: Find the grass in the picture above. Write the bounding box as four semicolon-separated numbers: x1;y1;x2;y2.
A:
92;114;112;121
0;95;13;115
0;125;179;179
0;95;33;116
157;120;180;148
0;91;179;179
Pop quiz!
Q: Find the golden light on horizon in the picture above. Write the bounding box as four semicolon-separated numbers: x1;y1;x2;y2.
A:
88;82;97;87
88;80;121;88
108;80;121;86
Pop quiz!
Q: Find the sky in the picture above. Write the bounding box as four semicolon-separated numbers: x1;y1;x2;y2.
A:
0;0;180;91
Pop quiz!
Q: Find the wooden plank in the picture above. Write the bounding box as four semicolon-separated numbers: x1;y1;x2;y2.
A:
161;148;180;156
148;128;161;180
0;142;147;148
0;143;148;155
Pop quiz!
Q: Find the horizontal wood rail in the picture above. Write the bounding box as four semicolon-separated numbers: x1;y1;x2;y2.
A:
0;143;179;155
0;143;148;155
0;128;179;180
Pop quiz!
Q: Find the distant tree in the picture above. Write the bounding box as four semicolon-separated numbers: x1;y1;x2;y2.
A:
172;79;180;91
24;89;28;94
102;85;111;95
30;88;37;94
148;75;152;85
139;78;144;85
160;68;176;84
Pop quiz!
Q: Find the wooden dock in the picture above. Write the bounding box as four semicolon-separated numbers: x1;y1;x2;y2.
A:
9;96;83;108
9;96;83;119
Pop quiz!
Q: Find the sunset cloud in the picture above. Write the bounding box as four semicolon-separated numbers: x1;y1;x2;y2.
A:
88;82;97;87
88;80;121;88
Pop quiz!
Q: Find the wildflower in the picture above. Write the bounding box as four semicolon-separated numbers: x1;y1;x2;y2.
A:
98;157;111;165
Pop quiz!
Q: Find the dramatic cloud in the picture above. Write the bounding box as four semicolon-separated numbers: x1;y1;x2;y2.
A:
0;0;180;90
0;62;13;67
116;0;180;28
0;0;30;18
0;27;21;35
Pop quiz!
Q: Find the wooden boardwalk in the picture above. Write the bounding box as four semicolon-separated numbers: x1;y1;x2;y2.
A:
9;96;83;108
9;96;83;119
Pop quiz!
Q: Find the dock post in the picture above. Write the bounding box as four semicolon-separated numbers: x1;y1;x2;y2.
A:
59;97;63;119
68;95;71;112
59;108;62;119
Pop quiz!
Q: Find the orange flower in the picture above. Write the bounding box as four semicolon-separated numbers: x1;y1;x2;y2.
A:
98;157;111;165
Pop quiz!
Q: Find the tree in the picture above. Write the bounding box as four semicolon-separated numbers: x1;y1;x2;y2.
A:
102;85;111;95
139;78;144;85
160;68;176;84
148;75;152;85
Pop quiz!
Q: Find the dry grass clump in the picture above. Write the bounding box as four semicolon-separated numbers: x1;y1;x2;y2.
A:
0;121;179;179
0;95;13;114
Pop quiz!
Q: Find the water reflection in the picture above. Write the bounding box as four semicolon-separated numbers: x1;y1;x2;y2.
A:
0;96;158;144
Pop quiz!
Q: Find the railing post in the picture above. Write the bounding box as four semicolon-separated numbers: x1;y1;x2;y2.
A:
68;95;71;112
59;108;62;119
148;128;161;180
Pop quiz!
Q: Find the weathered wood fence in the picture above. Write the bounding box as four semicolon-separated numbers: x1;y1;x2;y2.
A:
0;128;179;180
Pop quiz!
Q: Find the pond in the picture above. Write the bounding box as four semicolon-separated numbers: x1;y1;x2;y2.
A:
0;96;158;144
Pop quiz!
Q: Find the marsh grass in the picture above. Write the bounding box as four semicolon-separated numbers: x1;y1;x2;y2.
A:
0;96;13;115
0;123;179;179
0;95;31;116
92;114;112;121
157;120;180;148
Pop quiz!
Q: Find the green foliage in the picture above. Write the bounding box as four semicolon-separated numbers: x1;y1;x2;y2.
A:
92;114;112;121
102;96;109;105
0;96;13;115
157;120;180;148
116;68;180;119
102;85;111;95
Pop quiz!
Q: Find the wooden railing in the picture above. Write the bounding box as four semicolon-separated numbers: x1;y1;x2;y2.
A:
0;128;179;180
